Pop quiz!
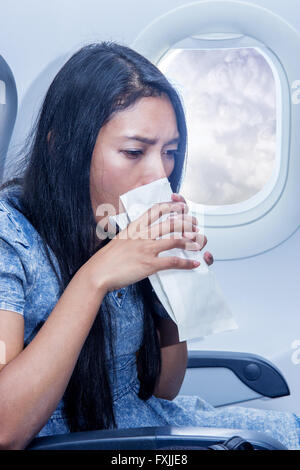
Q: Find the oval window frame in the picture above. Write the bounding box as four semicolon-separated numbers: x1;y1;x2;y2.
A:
131;0;300;259
157;37;282;216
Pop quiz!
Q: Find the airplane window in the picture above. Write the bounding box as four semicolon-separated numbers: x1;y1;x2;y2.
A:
157;47;276;206
0;80;6;105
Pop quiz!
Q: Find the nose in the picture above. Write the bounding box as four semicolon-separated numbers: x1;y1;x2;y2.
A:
140;154;168;186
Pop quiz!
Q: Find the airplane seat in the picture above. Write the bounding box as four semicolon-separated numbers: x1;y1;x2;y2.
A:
0;54;18;184
26;350;289;450
26;424;287;450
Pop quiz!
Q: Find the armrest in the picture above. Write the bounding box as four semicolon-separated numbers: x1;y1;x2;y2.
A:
26;425;287;450
187;350;290;398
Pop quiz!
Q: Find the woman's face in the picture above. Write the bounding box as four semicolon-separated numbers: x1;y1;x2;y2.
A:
90;94;180;225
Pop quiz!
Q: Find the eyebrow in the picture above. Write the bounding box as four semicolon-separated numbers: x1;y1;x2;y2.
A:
122;135;180;145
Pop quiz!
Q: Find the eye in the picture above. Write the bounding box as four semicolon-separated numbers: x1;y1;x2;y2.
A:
122;150;143;159
164;150;178;159
122;149;179;160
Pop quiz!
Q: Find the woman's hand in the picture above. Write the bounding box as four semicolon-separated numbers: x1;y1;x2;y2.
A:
85;199;206;293
171;192;214;266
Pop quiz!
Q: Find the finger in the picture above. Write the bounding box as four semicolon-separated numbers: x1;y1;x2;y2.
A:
171;193;188;210
194;233;207;249
171;193;186;203
135;200;188;230
153;234;200;255
203;251;214;265
149;214;199;239
155;252;200;272
182;231;207;249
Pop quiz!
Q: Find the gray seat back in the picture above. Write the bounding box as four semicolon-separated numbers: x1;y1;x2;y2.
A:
0;55;17;183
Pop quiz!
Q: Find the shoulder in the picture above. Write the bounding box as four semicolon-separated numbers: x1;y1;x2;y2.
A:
0;184;38;251
0;185;63;291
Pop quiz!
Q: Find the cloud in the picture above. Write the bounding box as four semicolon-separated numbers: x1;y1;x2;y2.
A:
159;48;276;205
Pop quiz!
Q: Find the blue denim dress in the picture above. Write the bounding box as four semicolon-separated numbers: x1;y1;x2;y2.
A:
0;185;299;449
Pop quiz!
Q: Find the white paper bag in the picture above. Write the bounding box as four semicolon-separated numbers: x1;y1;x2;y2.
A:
109;177;238;342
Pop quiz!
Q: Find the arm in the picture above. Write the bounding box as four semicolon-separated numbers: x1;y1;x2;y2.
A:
0;265;107;450
153;316;188;401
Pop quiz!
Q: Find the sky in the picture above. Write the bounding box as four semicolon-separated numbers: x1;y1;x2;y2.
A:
158;47;276;206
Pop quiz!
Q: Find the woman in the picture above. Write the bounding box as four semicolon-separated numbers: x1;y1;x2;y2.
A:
0;41;299;450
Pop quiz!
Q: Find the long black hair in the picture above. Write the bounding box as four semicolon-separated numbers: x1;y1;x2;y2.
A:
0;41;187;432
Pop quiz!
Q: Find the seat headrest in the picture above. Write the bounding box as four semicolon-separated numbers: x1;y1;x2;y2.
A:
0;55;18;184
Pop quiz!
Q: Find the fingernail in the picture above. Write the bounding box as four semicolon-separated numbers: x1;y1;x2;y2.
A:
195;233;204;245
